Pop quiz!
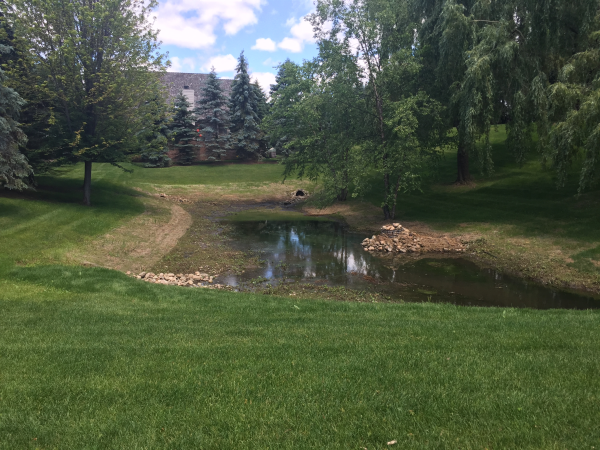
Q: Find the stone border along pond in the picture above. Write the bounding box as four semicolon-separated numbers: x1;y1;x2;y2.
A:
127;271;232;290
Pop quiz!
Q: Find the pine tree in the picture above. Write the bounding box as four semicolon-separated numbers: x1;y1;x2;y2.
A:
169;92;197;165
229;51;263;159
195;67;230;161
140;94;171;168
0;44;32;190
252;80;269;121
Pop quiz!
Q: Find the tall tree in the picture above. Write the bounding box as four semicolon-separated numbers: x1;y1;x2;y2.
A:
0;44;32;190
169;92;197;165
139;94;171;168
252;80;269;121
412;0;599;185
229;51;265;159
3;0;167;205
195;68;230;161
269;41;365;203
266;59;303;157
313;0;448;219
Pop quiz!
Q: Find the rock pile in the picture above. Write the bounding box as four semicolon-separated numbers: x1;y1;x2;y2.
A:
129;271;225;288
362;223;466;254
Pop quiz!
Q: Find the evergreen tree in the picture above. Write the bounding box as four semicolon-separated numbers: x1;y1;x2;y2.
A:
140;94;171;168
265;60;303;157
0;44;32;190
229;51;264;159
252;80;269;121
169;92;197;165
195;68;230;161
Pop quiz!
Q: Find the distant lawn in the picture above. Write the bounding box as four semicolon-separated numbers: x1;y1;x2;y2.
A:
45;160;289;189
0;265;599;449
0;161;291;271
362;127;600;238
359;126;600;284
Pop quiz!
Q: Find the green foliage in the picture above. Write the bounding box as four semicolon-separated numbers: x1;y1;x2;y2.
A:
169;92;197;165
252;80;269;121
3;0;167;202
229;52;267;159
265;59;304;157
300;0;448;217
543;13;600;192
139;95;171;168
195;68;230;161
0;44;32;190
268;41;365;204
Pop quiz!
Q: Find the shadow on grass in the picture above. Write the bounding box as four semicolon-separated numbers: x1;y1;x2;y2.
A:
8;265;162;298
358;129;600;242
2;174;146;213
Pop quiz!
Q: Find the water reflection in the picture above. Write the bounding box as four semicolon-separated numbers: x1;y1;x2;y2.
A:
223;220;600;310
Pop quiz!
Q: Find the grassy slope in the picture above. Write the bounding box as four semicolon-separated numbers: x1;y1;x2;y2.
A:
0;148;599;448
1;266;599;449
359;127;600;288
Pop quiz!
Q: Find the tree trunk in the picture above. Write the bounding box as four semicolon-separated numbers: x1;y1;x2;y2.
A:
456;137;471;184
382;172;391;219
83;161;92;206
337;187;348;201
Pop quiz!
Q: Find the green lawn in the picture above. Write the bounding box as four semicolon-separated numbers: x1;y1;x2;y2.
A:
47;161;288;189
359;127;600;283
1;265;599;449
0;143;599;448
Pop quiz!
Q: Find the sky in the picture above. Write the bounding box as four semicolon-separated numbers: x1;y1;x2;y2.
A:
154;0;320;93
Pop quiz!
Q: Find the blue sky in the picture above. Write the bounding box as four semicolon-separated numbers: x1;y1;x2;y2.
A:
155;0;320;92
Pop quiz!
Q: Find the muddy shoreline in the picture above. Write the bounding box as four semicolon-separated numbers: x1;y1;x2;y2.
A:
149;194;599;300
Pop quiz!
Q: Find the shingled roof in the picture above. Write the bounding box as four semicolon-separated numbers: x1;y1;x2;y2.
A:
161;72;234;105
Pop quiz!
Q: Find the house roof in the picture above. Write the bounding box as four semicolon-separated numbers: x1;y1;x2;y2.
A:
161;72;234;105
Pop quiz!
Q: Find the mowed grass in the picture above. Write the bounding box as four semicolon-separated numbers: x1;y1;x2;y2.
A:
0;176;144;271
51;161;289;189
360;126;600;283
0;147;599;448
0;161;290;270
362;127;600;239
1;265;599;449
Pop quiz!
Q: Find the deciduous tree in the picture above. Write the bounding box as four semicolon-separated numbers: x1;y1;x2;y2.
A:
3;0;167;204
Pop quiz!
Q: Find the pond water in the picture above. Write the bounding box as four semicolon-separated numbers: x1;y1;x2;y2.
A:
222;220;600;310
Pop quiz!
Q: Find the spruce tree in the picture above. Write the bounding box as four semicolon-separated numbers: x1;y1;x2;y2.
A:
252;80;269;121
229;51;263;159
140;94;171;168
0;44;32;190
195;67;230;161
169;92;197;165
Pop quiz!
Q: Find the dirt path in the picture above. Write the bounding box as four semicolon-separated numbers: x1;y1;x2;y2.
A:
68;200;192;273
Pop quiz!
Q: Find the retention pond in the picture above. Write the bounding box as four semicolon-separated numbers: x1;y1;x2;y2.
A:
222;219;600;310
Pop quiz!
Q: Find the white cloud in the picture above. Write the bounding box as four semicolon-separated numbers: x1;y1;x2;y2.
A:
251;72;277;94
155;0;265;50
290;18;316;43
277;16;316;53
167;56;196;72
168;56;183;72
252;38;277;52
278;37;303;53
202;54;238;73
